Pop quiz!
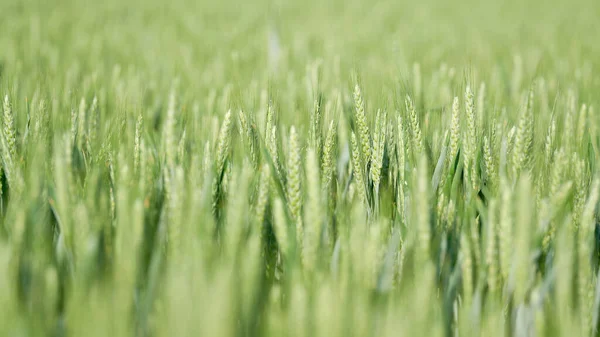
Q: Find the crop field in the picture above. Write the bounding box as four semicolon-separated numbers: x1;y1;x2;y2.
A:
1;0;600;336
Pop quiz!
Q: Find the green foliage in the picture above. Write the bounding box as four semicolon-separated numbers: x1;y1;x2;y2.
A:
0;0;600;336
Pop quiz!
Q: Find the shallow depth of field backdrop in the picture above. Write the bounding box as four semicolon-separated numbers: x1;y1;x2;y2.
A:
1;0;600;336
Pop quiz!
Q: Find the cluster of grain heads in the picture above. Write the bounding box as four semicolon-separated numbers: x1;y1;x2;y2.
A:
3;44;600;337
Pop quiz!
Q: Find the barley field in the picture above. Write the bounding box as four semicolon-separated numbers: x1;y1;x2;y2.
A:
1;0;600;336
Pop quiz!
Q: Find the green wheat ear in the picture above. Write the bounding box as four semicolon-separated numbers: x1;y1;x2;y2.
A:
309;99;322;151
212;110;233;217
321;120;336;191
265;105;281;180
405;95;422;155
2;3;600;334
370;109;386;194
238;110;257;167
544;118;555;167
353;84;371;168
448;96;460;167
351;131;368;207
2;95;16;163
483;135;496;190
287;126;302;241
214;109;233;177
463;85;477;193
512;88;534;178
